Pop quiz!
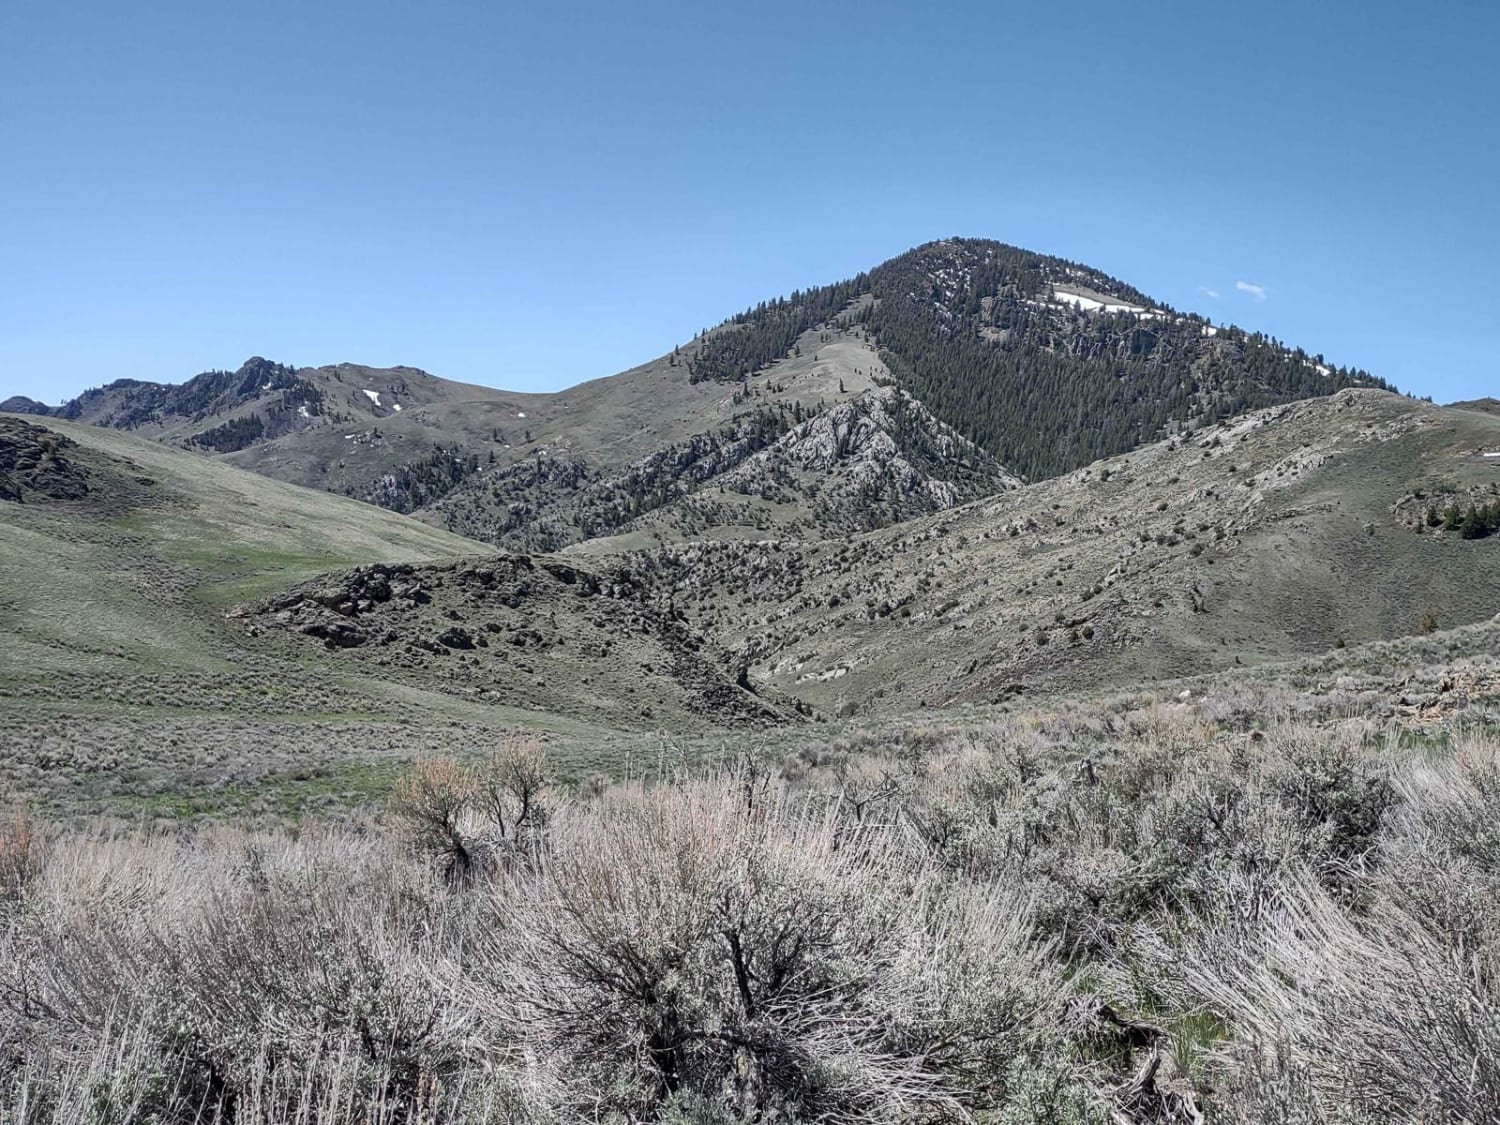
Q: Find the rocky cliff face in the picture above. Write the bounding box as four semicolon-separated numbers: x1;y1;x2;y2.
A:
716;387;1022;520
430;387;1024;548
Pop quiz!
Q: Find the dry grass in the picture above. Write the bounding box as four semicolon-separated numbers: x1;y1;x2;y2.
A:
5;693;1500;1122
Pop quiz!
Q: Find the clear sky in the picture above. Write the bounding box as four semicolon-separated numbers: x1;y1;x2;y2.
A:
3;0;1496;404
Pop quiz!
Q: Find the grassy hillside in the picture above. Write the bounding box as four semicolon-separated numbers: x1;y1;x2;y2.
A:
0;414;479;678
10;388;1495;817
616;391;1500;714
0;418;768;816
0;415;515;815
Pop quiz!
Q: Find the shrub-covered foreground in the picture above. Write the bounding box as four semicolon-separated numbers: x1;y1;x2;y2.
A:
4;698;1500;1123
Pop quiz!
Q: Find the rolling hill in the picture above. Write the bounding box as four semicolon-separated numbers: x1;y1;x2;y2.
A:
0;415;789;816
12;238;1478;823
7;385;1498;817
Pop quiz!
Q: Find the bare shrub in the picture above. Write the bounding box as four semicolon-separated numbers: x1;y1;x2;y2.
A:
485;776;1062;1121
1379;741;1500;971
474;738;550;864
8;701;1500;1121
1;828;507;1122
1257;726;1393;881
0;804;46;906
1204;1041;1345;1125
390;744;553;884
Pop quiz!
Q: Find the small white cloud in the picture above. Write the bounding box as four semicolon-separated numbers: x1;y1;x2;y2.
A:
1236;280;1268;302
1199;286;1221;300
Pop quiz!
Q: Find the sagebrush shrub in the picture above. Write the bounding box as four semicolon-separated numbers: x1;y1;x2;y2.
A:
1182;878;1500;1123
6;704;1500;1123
482;778;1061;1120
0;804;45;907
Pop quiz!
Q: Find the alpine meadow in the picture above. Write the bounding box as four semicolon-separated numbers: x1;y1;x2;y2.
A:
4;3;1500;1123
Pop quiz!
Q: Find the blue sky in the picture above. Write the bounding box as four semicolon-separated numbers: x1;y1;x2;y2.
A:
3;0;1495;403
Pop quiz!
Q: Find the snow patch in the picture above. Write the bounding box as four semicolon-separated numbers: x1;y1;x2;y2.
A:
1051;286;1148;315
1202;325;1219;337
362;389;381;407
392;402;402;411
516;411;527;419
1053;289;1107;312
298;404;310;418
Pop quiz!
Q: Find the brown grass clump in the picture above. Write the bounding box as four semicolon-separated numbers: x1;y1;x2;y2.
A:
0;803;46;905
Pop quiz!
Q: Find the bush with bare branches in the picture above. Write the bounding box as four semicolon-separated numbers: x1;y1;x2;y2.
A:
481;777;1063;1120
0;804;46;908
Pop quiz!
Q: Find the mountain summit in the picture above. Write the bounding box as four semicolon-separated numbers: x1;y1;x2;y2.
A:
687;238;1390;479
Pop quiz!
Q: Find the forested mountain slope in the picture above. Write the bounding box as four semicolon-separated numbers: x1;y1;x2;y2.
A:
687;238;1393;479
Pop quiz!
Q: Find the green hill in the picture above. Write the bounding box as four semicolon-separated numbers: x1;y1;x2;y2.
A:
0;416;782;818
0;414;479;681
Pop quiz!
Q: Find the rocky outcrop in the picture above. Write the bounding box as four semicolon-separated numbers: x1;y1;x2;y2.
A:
241;556;801;726
722;387;1020;508
0;419;90;502
645;387;1024;533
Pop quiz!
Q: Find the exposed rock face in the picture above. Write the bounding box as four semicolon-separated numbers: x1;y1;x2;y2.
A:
0;419;90;502
717;387;1022;519
754;389;973;472
590;387;1024;539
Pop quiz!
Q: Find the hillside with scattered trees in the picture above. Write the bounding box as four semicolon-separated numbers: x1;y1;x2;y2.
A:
689;239;1394;480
